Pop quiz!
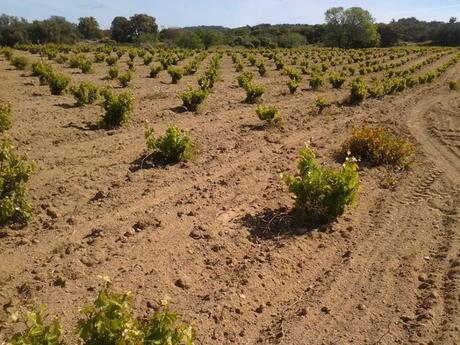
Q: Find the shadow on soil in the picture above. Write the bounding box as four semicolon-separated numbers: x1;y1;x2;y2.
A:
64;121;100;131
332;149;377;170
55;103;78;109
170;106;187;114
130;152;180;172
239;207;330;240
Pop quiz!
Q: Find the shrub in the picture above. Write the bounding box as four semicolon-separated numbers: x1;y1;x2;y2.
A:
32;61;51;76
94;52;106;63
160;57;172;70
287;79;300;94
69;55;82;68
145;124;195;163
127;60;135;71
257;61;267;76
143;54;153;66
285;68;302;82
80;59;92;73
149;64;162;78
405;76;418;88
244;82;265;103
118;71;133;88
309;74;324;90
368;80;385;98
315;96;330;113
32;62;54;85
184;61;198;75
350;78;368;104
198;69;218;91
69;82;99;106
237;72;254;88
142;304;195;345
179;86;208;112
198;73;217;92
11;56;29;70
448;81;459;91
101;90;135;127
425;72;435;83
108;66;119;80
0;139;34;225
383;77;406;95
282;145;359;224
44;49;57;60
341;125;414;167
6;279;195;345
76;281;139;345
256;104;283;126
48;73;70;95
329;72;346;89
105;55;118;66
275;59;285;70
167;66;184;84
1;47;13;60
0;102;12;132
68;55;92;73
300;59;309;69
4;305;63;345
310;64;321;74
128;49;137;61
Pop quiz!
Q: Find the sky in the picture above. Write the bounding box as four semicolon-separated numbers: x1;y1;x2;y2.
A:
2;0;460;29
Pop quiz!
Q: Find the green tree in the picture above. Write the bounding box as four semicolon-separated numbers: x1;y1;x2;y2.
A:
0;15;30;46
390;17;435;42
323;7;346;47
434;21;460;45
129;14;158;43
111;16;131;42
195;28;223;49
377;24;399;47
323;7;380;48
230;35;256;48
176;31;204;49
28;16;79;44
278;32;306;48
78;17;101;39
1;23;29;46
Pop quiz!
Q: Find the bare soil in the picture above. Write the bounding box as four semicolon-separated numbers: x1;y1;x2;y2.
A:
0;51;459;345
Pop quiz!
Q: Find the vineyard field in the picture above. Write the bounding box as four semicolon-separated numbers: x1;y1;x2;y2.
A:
0;45;459;345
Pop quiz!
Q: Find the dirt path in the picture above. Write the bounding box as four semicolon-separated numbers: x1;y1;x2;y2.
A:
404;88;460;345
407;93;460;182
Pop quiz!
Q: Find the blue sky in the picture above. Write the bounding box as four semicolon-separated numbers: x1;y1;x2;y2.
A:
2;0;460;29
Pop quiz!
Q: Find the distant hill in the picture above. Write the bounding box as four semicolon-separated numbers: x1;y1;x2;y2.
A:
181;25;229;32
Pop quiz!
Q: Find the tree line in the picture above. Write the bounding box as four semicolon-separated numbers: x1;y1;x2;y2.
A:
0;7;459;48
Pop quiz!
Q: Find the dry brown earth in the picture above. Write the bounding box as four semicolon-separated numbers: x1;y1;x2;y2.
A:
0;49;459;345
